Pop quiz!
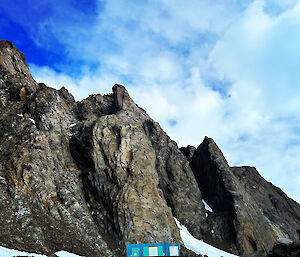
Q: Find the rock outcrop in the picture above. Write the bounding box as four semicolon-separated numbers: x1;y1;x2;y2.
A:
188;137;300;256
0;40;300;257
267;238;300;257
232;166;300;241
0;40;206;256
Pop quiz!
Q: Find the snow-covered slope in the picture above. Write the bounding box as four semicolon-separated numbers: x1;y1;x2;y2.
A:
175;219;239;257
0;246;82;257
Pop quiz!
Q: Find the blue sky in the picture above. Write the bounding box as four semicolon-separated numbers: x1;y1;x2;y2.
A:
1;0;300;203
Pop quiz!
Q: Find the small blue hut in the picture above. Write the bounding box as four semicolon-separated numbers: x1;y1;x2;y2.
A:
126;242;180;256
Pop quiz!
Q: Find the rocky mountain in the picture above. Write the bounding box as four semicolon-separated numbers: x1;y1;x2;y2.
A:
185;137;300;255
0;40;299;257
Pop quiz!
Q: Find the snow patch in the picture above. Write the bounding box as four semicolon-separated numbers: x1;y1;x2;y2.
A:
17;113;23;117
0;246;47;257
56;93;61;103
0;246;83;257
277;238;293;245
69;123;76;128
56;251;83;257
202;199;213;212
175;218;239;257
29;118;36;124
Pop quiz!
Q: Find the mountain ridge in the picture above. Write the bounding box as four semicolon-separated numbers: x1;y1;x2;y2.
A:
0;40;299;257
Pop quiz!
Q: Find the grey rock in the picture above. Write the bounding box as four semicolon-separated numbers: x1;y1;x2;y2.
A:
267;239;300;257
180;145;196;162
1;40;300;257
0;40;205;256
190;137;300;256
232;166;300;242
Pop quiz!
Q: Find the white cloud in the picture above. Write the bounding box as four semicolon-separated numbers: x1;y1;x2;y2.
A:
211;1;300;112
30;65;118;100
209;0;300;201
29;0;300;203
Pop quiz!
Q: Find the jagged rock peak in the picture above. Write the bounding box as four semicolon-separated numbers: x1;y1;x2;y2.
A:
0;40;38;103
180;144;196;162
0;40;26;63
112;83;132;110
0;40;204;256
1;40;300;257
200;136;230;165
188;136;300;256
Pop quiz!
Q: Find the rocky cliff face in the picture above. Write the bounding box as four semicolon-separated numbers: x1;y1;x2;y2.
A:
186;137;300;255
0;40;299;257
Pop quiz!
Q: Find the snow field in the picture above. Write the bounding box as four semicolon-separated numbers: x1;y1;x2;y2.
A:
175;218;239;257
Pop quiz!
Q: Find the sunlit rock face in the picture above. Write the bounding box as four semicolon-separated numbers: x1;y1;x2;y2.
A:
0;40;205;257
0;40;299;257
